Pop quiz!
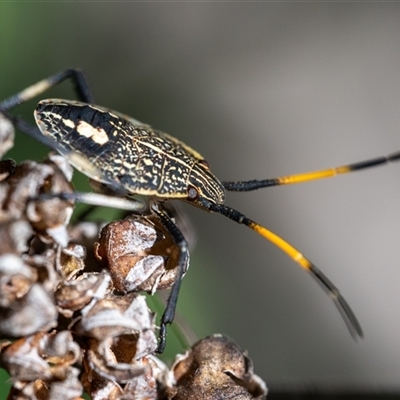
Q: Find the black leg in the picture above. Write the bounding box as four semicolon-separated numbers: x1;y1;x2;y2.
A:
0;68;93;113
36;191;145;213
0;69;94;151
150;202;189;354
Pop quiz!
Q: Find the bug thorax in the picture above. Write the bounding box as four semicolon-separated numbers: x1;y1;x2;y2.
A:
186;160;225;206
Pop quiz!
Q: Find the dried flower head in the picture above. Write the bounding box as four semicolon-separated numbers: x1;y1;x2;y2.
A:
0;114;266;399
94;215;185;294
169;334;267;400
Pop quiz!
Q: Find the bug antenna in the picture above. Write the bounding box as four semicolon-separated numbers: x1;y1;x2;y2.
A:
223;151;400;192
202;200;363;338
222;179;280;191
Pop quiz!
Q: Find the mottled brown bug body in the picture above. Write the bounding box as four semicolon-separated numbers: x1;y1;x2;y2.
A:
35;99;225;203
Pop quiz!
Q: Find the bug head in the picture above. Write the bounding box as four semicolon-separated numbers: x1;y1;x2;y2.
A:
185;159;226;207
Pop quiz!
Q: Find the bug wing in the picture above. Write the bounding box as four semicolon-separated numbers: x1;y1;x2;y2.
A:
117;128;199;199
34;100;201;199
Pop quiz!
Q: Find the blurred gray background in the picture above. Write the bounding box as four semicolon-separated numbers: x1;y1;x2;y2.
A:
1;2;400;391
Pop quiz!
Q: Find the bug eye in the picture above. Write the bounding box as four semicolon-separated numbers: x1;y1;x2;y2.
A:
187;185;199;201
199;159;210;169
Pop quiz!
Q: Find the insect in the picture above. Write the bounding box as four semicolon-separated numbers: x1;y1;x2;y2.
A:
1;69;399;352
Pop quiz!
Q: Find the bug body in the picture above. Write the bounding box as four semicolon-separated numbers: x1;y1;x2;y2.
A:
3;68;399;352
35;100;225;204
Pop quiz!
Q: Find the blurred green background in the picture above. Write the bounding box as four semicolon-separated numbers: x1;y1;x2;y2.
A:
2;2;400;397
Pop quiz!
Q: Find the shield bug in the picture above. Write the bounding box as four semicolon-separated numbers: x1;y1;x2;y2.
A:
2;69;399;352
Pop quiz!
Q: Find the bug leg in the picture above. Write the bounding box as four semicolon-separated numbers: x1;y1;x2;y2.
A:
222;152;400;191
201;199;363;339
0;69;94;151
150;202;189;354
0;69;93;113
36;191;146;213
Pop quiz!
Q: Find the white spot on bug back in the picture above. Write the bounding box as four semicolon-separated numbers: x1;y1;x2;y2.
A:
63;119;76;129
76;121;109;145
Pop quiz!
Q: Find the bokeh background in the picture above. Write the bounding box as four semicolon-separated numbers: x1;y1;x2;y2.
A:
1;2;400;395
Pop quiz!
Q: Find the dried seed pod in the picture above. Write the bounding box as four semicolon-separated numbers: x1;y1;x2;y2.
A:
84;337;146;384
78;292;156;348
68;220;107;273
24;251;59;293
46;153;74;183
83;351;171;400
46;366;84;400
169;334;267;400
40;330;81;367
60;243;87;279
82;379;124;400
7;380;54;400
0;331;79;378
0;158;74;247
78;292;158;390
123;355;172;400
0;253;36;308
81;354;125;400
1;331;83;400
0;282;57;337
55;270;112;315
3;161;62;216
0;333;53;382
0;219;33;255
94;215;186;294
